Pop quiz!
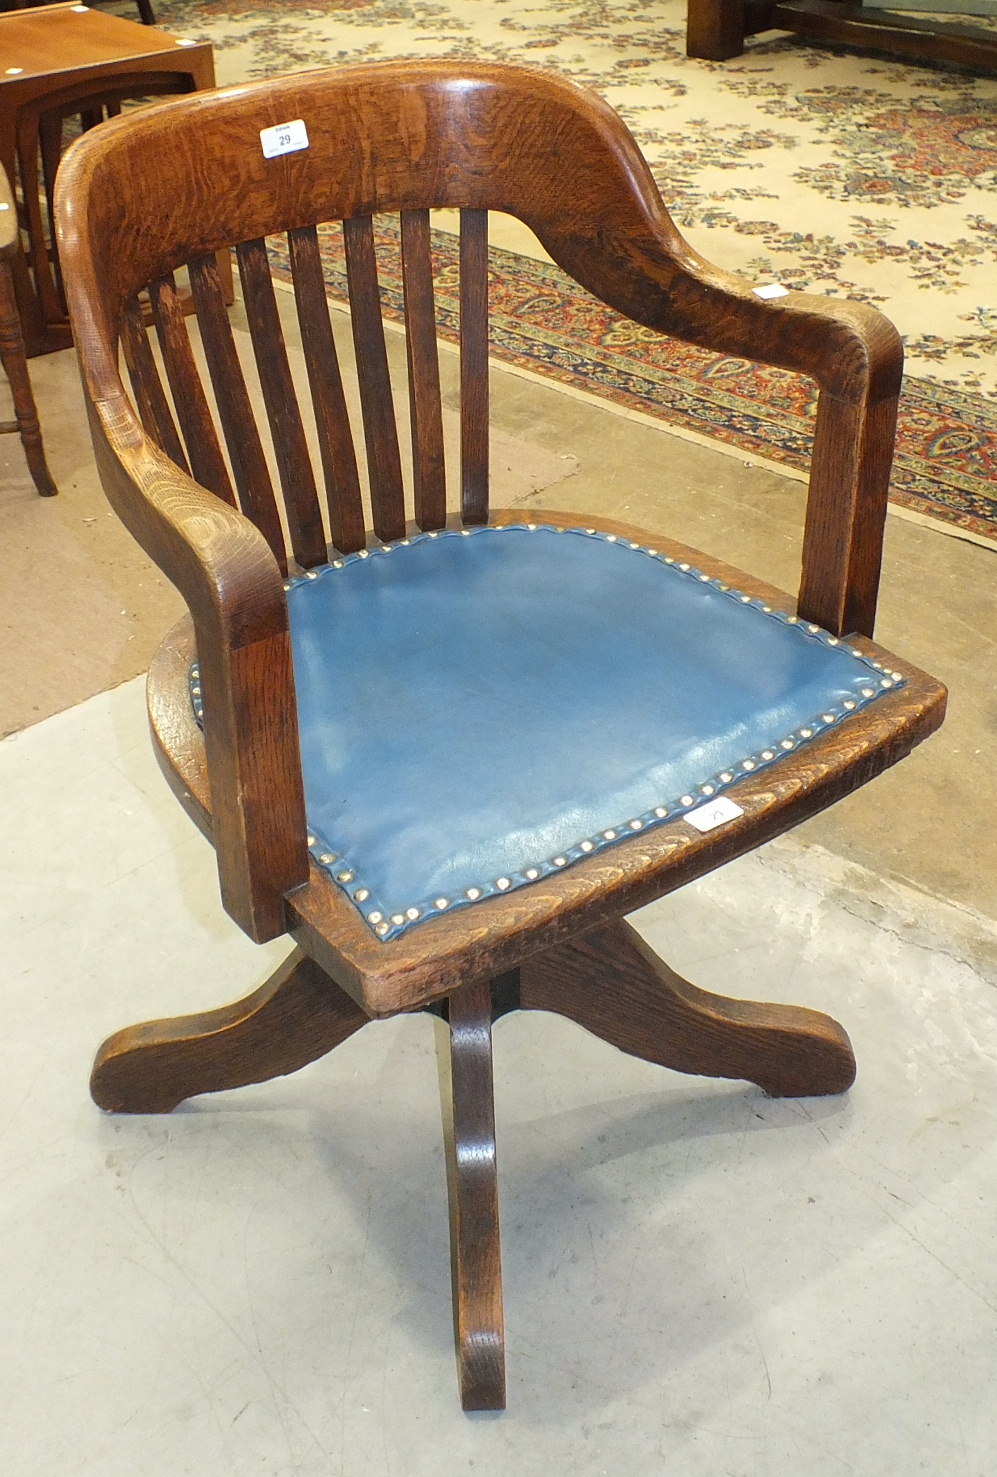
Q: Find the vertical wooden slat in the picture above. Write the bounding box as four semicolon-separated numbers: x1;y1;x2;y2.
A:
120;297;190;473
149;272;237;508
287;225;366;554
39;112;66;314
400;209;447;530
460;208;489;525
342;215;406;544
236;238;327;569
16;112;63;326
187;252;287;573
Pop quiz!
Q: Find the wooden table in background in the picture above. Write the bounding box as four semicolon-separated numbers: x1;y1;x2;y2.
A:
687;0;997;69
1;2;215;355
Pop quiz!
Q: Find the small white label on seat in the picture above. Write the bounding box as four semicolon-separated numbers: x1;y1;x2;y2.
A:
260;119;309;159
686;797;744;832
753;282;789;300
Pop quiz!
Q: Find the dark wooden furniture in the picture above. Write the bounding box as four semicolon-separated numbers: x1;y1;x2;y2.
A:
688;0;997;68
2;1;156;25
0;160;55;493
56;61;946;1410
0;2;213;355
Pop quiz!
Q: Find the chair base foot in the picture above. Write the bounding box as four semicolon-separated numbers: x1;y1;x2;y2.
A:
520;918;856;1097
435;982;506;1411
89;947;368;1113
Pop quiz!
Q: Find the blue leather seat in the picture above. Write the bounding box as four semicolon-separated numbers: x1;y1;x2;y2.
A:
245;523;901;941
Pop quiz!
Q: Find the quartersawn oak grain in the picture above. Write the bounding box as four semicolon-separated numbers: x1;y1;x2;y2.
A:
56;61;946;1411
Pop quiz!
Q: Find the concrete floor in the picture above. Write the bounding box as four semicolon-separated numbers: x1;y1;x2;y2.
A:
1;226;995;1472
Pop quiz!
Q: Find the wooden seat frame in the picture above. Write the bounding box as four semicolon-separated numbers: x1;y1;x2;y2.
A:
55;61;945;1410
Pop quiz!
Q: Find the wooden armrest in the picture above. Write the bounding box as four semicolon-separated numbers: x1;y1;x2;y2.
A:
525;99;903;639
656;257;903;639
544;228;902;639
88;389;308;942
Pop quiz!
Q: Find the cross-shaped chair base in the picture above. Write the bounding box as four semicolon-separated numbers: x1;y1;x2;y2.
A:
90;921;854;1410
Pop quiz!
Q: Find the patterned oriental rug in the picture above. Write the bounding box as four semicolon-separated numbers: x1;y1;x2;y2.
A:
152;0;997;543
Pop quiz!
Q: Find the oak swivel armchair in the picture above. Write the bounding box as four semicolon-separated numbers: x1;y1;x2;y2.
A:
56;61;945;1411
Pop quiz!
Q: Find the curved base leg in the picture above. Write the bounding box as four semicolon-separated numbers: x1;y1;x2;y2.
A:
91;948;370;1113
520;919;856;1097
435;979;506;1411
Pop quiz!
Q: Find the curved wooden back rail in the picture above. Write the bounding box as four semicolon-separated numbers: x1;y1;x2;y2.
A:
56;60;905;946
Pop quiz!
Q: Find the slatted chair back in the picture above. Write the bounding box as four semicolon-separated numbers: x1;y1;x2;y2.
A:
57;59;901;615
118;205;488;575
55;60;903;943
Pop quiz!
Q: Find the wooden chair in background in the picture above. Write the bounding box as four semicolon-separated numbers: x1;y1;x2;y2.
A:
1;160;55;494
0;2;215;355
15;72;197;342
56;61;946;1409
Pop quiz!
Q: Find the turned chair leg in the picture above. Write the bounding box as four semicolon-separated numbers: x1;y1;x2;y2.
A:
0;255;57;497
434;979;506;1411
520;918;856;1097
